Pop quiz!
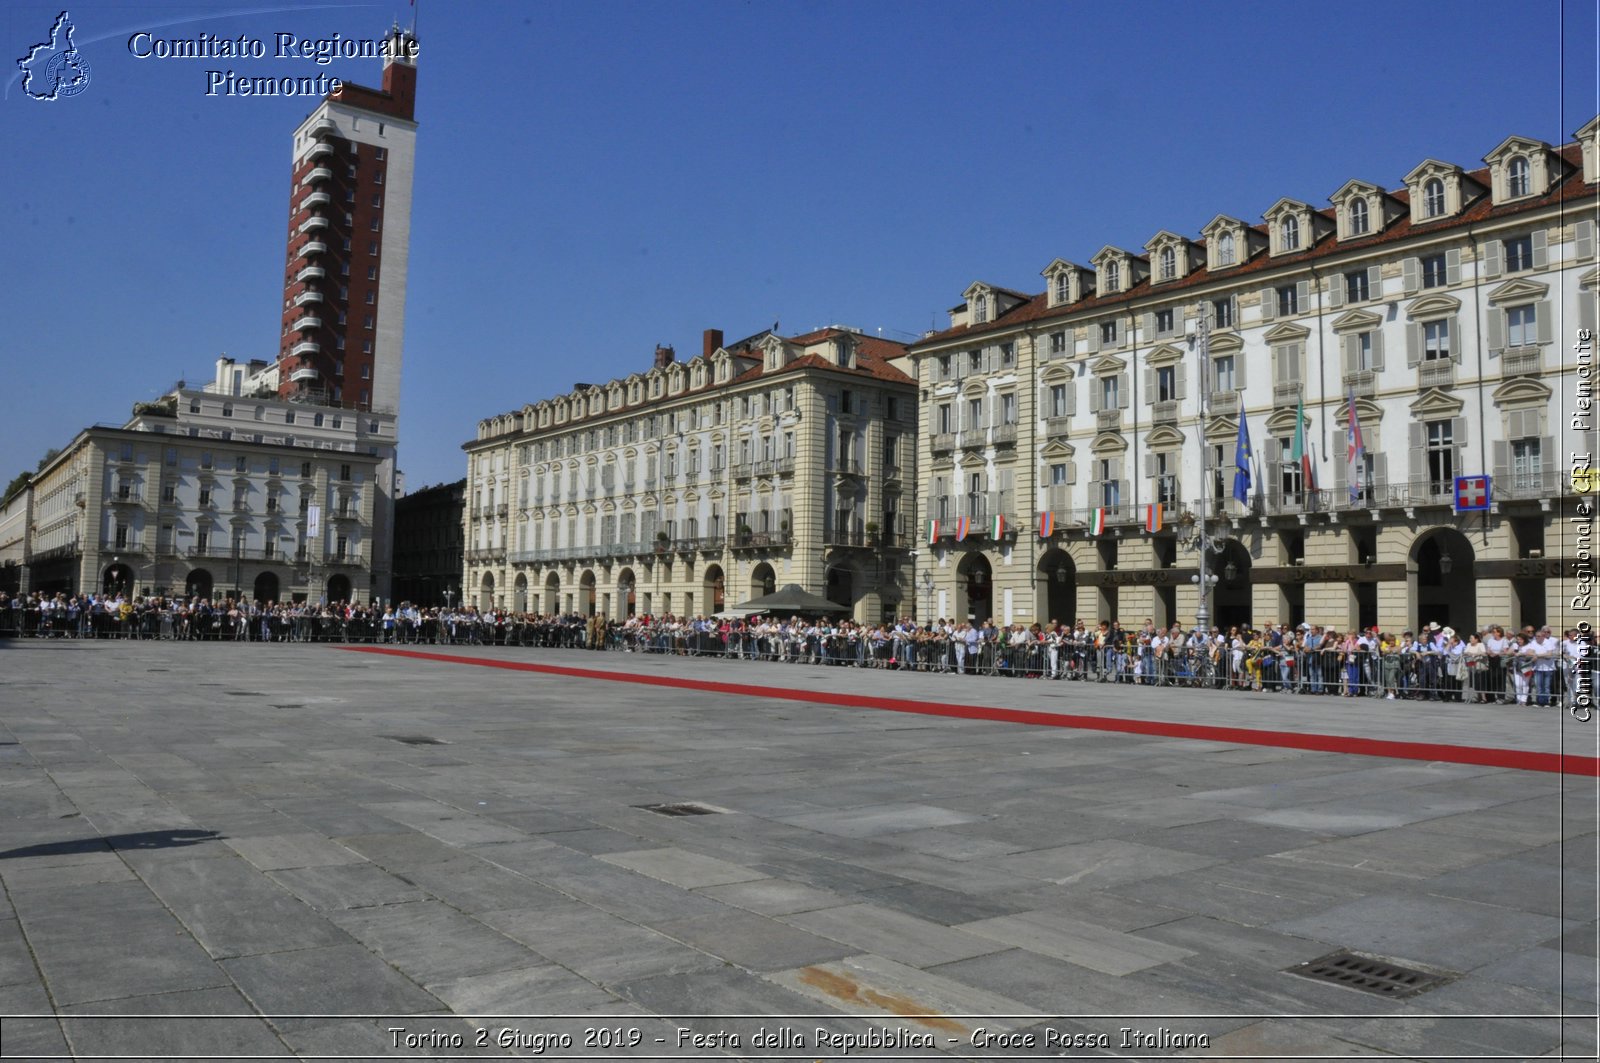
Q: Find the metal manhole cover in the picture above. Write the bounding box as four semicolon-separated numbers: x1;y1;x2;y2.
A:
382;735;446;746
1287;950;1453;998
635;802;720;817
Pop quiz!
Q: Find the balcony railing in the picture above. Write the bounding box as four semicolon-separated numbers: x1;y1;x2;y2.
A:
1500;347;1542;377
307;141;333;160
1342;370;1376;399
294;265;325;284
959;428;986;448
775;457;795;475
1150;400;1179;425
98;540;145;554
111;489;142;503
753;460;776;477
825;528;868;547
1272;383;1302;407
931;433;956;454
831;458;864;475
1209;391;1238;415
883;465;902;482
300;166;333;187
1044;414;1071;437
289;365;320;383
1418;360;1455;389
1096;409;1122;431
992;423;1018;445
297;240;328;260
293;290;323;307
297;215;329;235
731;463;754;480
298;191;331;211
729;530;793;550
291;315;322;333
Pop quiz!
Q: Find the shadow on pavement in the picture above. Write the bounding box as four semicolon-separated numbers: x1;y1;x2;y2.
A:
0;829;223;859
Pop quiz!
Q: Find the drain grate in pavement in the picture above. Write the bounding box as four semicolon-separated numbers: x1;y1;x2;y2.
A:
226;691;264;697
1287;950;1452;998
635;802;720;817
382;735;447;746
272;703;305;709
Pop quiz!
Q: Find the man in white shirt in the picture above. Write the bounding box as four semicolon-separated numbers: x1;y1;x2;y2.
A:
1529;627;1559;707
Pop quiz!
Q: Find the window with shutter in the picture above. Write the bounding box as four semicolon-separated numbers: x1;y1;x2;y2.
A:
1259;288;1277;321
1402;257;1420;294
1531;229;1548;269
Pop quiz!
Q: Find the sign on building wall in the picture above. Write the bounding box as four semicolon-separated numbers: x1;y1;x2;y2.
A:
307;503;321;539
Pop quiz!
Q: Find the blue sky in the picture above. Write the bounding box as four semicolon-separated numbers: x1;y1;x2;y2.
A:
3;1;1596;491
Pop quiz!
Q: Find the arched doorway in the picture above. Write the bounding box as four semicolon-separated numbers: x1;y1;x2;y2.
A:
617;568;637;617
956;552;993;624
185;569;214;600
1412;528;1476;632
1036;549;1076;626
478;571;494;611
103;562;134;597
1212;541;1252;630
703;564;725;613
825;560;855;610
578;569;596;616
253;571;280;604
750;562;776;599
543;571;560;615
513;573;528;613
327;573;352;603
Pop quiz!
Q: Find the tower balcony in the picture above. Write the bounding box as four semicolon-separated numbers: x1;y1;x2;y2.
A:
295;265;325;284
290;316;322;333
297;215;328;235
299;166;333;187
289;366;321;383
293;290;322;307
299;191;331;211
310;117;336;137
296;240;328;260
289;341;321;359
307;141;333;160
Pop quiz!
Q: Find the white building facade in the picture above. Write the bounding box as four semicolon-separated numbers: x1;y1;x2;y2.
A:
910;120;1600;635
464;328;918;622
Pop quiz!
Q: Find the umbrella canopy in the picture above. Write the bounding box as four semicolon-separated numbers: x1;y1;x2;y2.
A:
729;583;850;616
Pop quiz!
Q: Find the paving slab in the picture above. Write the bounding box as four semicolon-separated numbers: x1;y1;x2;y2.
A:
0;639;1591;1061
58;986;289;1059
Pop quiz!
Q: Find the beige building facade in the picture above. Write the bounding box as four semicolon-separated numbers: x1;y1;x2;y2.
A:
5;370;391;603
464;328;918;622
910;119;1600;635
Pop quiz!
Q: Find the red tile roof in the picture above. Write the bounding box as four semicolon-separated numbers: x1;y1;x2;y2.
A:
914;142;1591;350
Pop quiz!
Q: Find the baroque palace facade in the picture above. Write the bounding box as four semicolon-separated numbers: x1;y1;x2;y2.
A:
913;120;1599;634
463;329;918;621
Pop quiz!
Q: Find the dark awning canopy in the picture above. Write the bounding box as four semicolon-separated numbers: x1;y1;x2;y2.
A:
729;583;849;616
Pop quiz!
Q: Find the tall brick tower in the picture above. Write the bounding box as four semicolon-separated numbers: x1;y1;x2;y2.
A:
276;24;417;416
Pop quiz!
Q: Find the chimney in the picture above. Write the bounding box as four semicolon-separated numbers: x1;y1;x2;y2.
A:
703;328;723;359
653;344;676;369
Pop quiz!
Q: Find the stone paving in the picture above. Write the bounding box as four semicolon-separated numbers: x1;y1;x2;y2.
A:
0;639;1594;1061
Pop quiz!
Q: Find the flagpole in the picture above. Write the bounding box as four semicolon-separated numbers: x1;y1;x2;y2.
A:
1194;306;1214;633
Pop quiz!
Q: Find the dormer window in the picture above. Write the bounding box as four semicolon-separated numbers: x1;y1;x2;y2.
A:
1216;232;1235;266
1280;216;1299;251
1349;197;1369;235
1158;247;1176;281
1054;274;1069;303
835;337;854;368
1105;261;1120;293
974;295;989;324
1507;156;1530;197
1423;178;1446;217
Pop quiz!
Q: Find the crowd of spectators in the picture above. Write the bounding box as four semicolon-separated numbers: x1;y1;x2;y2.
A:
3;589;1588;710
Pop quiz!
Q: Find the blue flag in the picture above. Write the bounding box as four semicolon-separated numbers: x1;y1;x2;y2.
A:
1233;417;1253;505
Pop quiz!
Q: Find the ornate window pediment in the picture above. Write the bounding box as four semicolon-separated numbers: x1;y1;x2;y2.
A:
1145;344;1184;368
1262;322;1310;343
1486;278;1549;305
1405;293;1462;319
1041;364;1075;384
1491;376;1552;409
1265;406;1310;435
1089;354;1126;376
1204;415;1238;442
1090;431;1128;454
1408;387;1465;418
1334;398;1383;429
1040;439;1075;459
1145;425;1185;449
1331;308;1384;333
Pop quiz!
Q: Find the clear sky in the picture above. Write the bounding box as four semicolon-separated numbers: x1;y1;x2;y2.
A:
3;1;1596;492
